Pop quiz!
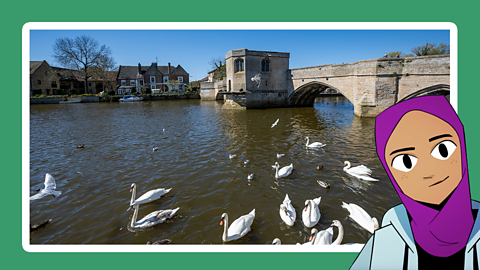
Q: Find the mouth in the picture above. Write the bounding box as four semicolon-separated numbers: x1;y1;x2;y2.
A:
429;176;449;187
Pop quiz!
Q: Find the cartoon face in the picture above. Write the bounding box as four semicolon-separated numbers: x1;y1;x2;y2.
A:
385;110;462;205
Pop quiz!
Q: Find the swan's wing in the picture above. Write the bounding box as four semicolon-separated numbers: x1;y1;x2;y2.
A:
43;173;56;191
136;188;170;204
279;206;295;226
278;164;293;176
228;213;254;236
349;165;372;175
312;197;322;206
347;203;375;233
315;228;333;245
283;194;291;205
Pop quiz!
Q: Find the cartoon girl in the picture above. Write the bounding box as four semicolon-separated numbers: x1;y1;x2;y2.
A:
351;96;480;269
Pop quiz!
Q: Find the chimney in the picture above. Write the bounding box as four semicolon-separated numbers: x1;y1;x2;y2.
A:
152;62;157;69
138;63;141;75
168;62;171;74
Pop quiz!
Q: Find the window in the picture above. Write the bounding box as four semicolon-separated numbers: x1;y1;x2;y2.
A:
38;80;41;85
139;80;144;86
126;88;131;94
150;76;156;83
235;59;244;73
130;80;135;86
261;59;270;72
51;81;57;87
178;76;183;83
118;89;123;94
121;80;126;86
163;76;169;83
152;85;156;90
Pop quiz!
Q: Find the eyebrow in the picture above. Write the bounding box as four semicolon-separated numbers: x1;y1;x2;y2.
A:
390;147;415;156
428;134;452;142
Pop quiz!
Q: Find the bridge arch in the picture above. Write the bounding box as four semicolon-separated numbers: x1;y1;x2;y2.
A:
398;84;450;103
288;81;353;107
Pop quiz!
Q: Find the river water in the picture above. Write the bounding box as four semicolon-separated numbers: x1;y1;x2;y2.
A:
29;97;401;245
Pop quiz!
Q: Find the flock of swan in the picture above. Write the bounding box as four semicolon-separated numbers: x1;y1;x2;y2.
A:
30;118;381;245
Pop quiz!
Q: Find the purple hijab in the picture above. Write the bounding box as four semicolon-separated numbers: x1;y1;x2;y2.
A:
375;95;473;257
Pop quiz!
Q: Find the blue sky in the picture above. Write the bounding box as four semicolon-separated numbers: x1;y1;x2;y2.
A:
30;30;450;81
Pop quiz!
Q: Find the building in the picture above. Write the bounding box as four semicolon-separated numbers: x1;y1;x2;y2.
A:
116;62;189;94
30;60;116;96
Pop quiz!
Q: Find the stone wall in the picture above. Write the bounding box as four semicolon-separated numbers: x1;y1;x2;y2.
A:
200;82;215;100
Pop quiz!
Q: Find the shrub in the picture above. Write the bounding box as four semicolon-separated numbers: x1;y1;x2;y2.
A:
393;72;397;75
108;89;115;95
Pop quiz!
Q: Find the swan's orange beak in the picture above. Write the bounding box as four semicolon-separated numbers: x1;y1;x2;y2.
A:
309;235;314;242
130;188;133;192
220;220;224;226
304;205;308;211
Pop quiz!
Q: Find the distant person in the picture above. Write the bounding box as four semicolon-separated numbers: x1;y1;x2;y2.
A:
396;54;399;58
383;53;387;58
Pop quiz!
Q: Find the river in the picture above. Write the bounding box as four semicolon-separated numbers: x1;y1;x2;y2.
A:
29;96;401;245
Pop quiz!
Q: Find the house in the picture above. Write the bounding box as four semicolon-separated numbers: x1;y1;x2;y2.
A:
30;60;117;96
116;62;189;94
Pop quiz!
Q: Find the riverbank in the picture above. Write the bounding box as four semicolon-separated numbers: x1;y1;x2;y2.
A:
30;93;200;104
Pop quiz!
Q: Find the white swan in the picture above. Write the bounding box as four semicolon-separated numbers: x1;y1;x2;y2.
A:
314;220;344;245
274;162;293;179
341;201;379;234
297;228;318;245
220;209;255;242
130;204;179;229
271;119;279;128
272;238;282;245
244;160;250;165
343;161;379;181
302;197;321;228
247;173;254;180
153;147;158;152
30;173;62;201
229;154;236;159
276;153;285;158
128;183;172;211
279;194;296;226
305;137;326;148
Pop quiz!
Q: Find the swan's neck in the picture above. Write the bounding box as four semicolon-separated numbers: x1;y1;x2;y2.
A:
275;165;280;178
343;161;351;171
306;138;310;146
130;185;136;206
222;214;229;242
131;205;139;228
332;223;344;245
307;200;313;219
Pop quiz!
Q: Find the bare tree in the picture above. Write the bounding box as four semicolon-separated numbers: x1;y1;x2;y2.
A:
96;55;118;92
52;35;111;94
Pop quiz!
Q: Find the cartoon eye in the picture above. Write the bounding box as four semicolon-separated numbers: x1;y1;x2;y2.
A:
431;140;457;160
391;154;418;172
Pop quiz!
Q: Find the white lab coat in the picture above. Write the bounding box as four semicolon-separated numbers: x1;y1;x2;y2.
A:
351;200;480;270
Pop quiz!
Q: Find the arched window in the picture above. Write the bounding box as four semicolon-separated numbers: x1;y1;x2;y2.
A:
235;59;244;73
261;59;269;72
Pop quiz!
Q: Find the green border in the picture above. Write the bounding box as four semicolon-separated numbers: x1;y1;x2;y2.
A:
4;0;480;269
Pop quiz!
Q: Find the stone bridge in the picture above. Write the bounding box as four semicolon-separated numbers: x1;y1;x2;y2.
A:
287;55;450;116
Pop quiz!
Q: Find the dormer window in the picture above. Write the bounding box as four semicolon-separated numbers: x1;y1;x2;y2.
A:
235;59;244;73
261;59;270;72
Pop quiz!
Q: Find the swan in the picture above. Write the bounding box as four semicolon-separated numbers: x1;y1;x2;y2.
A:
274;162;293;179
277;153;285;159
343;161;379;181
341;201;379;234
130;204;180;229
317;180;331;188
220;209;255;242
247;173;254;180
279;194;296;226
297;228;318;245
315;220;344;245
152;147;158;152
127;183;172;211
302;197;321;228
244;160;250;165
30;173;62;201
305;137;326;148
229;154;236;159
271;119;279;128
272;238;282;245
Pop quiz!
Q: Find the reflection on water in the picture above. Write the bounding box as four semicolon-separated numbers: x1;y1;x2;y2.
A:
30;97;400;245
